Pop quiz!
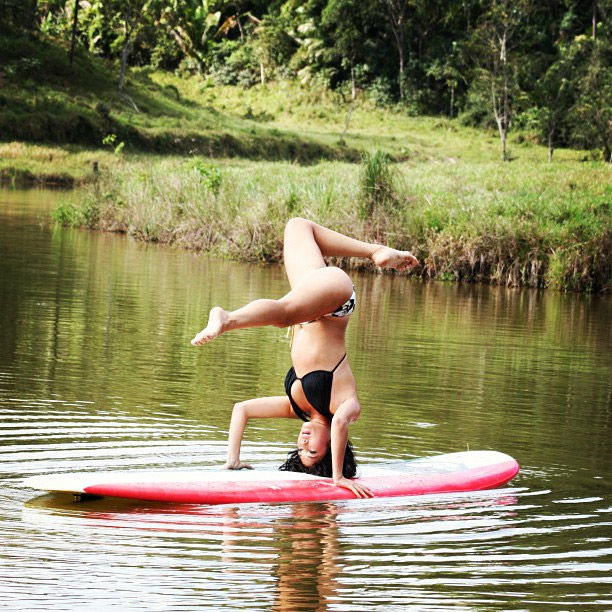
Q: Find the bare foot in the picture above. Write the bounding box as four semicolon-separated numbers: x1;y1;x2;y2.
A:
371;246;419;271
191;307;230;346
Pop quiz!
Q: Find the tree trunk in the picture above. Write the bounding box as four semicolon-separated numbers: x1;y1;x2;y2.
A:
493;91;508;162
69;0;80;66
236;12;244;41
547;129;554;163
260;61;265;86
380;0;407;101
341;103;354;140
499;124;508;162
398;46;405;100
500;27;510;161
593;0;598;39
350;59;356;102
119;28;131;91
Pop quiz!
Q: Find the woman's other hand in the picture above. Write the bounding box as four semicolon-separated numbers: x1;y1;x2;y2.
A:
334;476;374;498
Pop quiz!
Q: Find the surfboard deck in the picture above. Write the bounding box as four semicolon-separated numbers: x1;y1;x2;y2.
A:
22;450;519;505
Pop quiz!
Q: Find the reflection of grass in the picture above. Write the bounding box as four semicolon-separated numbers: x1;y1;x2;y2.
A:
54;156;611;293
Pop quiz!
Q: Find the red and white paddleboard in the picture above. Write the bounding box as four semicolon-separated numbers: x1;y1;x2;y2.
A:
22;451;519;505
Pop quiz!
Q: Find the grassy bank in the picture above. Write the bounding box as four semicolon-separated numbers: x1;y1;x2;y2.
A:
54;155;611;294
0;142;119;186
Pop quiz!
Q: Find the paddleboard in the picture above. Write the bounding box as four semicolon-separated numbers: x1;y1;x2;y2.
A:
22;450;519;505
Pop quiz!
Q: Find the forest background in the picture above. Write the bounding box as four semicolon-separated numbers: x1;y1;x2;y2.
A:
0;0;610;292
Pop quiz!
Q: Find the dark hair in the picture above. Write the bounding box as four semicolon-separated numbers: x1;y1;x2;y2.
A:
278;441;357;478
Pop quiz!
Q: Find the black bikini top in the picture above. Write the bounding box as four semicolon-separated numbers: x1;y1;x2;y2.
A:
284;354;347;422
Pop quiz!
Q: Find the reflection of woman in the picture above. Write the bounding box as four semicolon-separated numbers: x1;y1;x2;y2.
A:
191;218;418;498
273;502;341;611
217;502;342;611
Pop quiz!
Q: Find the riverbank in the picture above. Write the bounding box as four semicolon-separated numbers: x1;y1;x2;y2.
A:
53;155;611;294
3;32;609;293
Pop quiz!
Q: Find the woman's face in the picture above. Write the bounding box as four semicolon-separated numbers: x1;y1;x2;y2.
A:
296;420;330;467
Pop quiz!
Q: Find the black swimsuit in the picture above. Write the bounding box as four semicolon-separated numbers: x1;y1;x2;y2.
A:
285;287;356;421
284;354;347;422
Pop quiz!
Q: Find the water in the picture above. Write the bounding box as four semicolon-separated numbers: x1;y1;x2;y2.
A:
1;186;611;610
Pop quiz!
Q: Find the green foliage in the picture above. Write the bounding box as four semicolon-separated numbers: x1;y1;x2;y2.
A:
190;158;222;195
102;133;125;155
1;1;610;165
53;194;99;227
208;40;260;87
52;200;78;225
0;0;38;32
570;37;612;161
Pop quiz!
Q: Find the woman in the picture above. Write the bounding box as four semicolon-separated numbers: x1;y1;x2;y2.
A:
191;218;418;498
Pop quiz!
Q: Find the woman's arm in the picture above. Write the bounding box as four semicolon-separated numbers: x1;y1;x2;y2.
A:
224;396;294;469
330;399;373;498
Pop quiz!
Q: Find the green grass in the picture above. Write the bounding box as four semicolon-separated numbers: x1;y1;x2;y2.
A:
53;154;611;293
0;30;588;170
0;141;121;185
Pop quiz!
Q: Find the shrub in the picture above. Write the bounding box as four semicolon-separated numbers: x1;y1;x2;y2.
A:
190;159;222;195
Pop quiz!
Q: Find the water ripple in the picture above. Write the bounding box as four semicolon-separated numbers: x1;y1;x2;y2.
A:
1;187;611;610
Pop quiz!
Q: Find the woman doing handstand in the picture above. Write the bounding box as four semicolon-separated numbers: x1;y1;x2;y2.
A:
191;218;418;498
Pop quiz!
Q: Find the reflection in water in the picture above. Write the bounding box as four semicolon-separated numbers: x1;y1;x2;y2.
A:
23;490;525;611
271;503;341;611
2;187;612;609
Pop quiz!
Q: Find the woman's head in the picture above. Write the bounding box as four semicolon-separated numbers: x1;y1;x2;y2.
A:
279;421;358;478
295;420;330;466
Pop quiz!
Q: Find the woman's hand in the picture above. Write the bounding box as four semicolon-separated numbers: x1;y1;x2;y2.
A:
333;476;374;499
222;460;253;470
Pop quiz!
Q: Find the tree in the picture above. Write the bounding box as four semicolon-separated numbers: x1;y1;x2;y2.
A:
69;0;80;65
112;0;155;91
321;0;368;101
572;35;612;161
468;0;531;161
425;48;464;117
158;0;221;72
320;0;372;138
377;0;409;100
0;0;38;32
532;45;574;162
250;13;296;85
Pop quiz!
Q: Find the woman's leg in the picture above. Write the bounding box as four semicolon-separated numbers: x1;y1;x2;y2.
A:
283;217;418;285
191;217;418;345
191;266;353;345
283;217;378;288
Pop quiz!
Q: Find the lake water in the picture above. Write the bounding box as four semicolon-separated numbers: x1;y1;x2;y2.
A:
1;186;611;610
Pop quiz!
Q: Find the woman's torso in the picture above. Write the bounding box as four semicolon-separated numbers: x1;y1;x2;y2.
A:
288;317;356;418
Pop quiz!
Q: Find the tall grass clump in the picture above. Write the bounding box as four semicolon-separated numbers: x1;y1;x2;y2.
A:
358;150;401;222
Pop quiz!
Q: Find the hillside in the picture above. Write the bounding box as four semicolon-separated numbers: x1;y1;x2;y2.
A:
0;32;362;168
